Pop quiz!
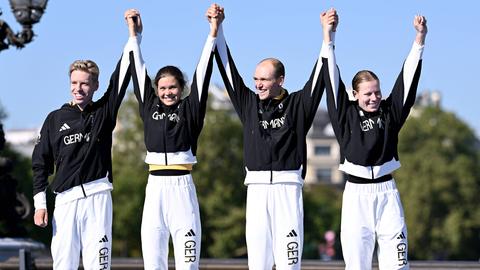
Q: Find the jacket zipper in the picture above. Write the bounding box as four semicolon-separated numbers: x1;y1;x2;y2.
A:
80;184;87;197
80;111;88;197
163;115;168;165
269;126;273;184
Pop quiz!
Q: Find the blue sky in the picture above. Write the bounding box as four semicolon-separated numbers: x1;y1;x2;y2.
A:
1;1;479;136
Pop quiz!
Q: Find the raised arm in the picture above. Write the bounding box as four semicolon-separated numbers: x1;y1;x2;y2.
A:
187;4;223;129
124;9;155;119
94;9;139;124
403;15;427;92
321;8;340;109
414;15;427;46
210;5;255;121
296;10;337;124
388;15;427;126
207;4;223;38
321;9;349;138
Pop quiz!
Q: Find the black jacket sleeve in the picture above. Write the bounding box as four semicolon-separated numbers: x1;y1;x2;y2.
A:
214;25;256;124
184;35;216;132
32;113;55;196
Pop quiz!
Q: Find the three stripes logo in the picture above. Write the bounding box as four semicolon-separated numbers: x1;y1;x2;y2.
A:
286;229;300;265
287;229;298;238
99;235;109;243
185;229;196;237
59;123;70;132
396;231;408;266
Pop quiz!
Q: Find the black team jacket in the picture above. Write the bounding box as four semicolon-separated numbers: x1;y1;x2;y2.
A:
32;38;134;197
214;26;326;185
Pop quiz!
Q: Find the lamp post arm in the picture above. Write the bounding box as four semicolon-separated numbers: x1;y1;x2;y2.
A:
0;19;30;51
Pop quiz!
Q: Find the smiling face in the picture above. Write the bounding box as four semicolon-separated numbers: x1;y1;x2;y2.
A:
69;60;99;110
354;80;382;112
157;75;182;106
70;70;98;109
253;59;284;100
352;70;382;112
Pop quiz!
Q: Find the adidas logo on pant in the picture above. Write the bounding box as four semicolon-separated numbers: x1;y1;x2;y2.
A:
185;229;196;237
98;235;110;269
396;231;408;266
184;229;197;263
99;235;109;243
286;229;298;237
286;229;299;265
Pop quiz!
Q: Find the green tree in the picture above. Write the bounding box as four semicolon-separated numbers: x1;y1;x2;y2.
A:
396;106;480;259
111;92;148;256
303;184;342;259
193;105;247;258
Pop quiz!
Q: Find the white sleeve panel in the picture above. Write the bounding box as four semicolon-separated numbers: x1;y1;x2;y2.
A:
194;35;216;102
127;34;147;102
323;40;339;109
311;33;334;96
402;42;424;104
33;191;47;210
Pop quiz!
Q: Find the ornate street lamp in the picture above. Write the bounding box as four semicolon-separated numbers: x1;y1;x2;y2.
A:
0;0;48;52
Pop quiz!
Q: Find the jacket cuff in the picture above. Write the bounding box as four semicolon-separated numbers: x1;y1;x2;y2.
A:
34;191;47;211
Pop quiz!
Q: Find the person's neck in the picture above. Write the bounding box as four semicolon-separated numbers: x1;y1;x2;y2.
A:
70;101;91;111
273;88;286;100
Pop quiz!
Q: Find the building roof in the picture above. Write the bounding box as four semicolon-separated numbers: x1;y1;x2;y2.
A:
308;109;335;139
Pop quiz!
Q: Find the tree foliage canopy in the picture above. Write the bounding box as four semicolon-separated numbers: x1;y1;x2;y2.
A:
396;106;480;259
112;92;148;256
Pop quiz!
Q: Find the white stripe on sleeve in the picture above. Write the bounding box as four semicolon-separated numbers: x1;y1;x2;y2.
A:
195;35;216;101
126;34;146;102
323;39;339;108
402;41;424;104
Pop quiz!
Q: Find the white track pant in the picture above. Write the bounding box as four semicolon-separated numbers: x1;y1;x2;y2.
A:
51;190;112;270
341;179;408;270
246;183;303;270
141;174;201;270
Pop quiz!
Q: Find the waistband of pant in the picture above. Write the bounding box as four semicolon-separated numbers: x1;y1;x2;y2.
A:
345;178;397;193
149;169;191;176
347;174;392;184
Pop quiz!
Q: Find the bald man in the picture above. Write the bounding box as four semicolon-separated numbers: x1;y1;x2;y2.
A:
208;4;329;270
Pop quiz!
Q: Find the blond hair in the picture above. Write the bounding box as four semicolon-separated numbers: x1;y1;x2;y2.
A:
69;60;99;82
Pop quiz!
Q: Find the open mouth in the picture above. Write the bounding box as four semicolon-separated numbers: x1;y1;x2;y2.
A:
73;93;86;100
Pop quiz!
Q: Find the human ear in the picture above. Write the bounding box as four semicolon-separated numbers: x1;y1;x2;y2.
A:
93;81;99;92
277;76;285;86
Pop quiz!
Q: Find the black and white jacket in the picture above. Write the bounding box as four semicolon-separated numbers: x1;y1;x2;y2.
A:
32;37;134;208
215;26;325;185
130;34;215;166
323;37;424;182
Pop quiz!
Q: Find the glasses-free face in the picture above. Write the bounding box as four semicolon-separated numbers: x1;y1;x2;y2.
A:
253;61;284;100
353;80;382;112
70;70;99;109
157;75;182;106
